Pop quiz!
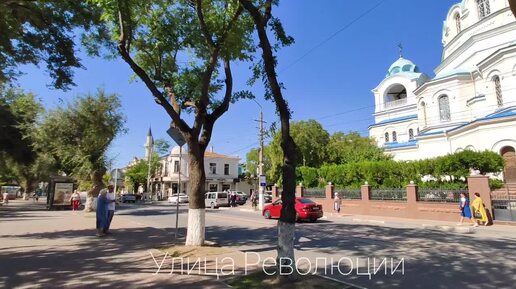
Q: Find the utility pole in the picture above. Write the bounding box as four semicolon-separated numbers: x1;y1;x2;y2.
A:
252;99;266;209
258;110;265;210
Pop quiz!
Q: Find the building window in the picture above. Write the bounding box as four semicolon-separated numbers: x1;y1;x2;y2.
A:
209;163;216;174
421;102;427;127
224;164;230;175
409;129;414;140
173;160;179;173
392;131;397;142
477;0;491;19
385;132;389;143
439;95;451;122
493;75;503;107
455;13;461;33
209;184;218;192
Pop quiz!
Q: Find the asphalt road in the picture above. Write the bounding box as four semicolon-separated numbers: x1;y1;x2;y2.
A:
114;202;516;289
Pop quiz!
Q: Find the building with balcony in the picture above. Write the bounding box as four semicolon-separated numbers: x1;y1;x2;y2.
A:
369;0;516;183
150;146;241;197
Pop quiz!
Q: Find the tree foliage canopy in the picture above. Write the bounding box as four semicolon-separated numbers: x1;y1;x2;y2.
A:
35;89;126;181
0;1;105;89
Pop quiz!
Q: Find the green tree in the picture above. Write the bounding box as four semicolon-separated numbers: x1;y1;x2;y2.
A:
326;131;391;164
35;89;125;210
87;0;256;246
154;138;171;156
290;120;329;167
0;1;105;89
0;87;50;193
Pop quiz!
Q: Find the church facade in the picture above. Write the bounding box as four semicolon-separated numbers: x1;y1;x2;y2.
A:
369;0;516;183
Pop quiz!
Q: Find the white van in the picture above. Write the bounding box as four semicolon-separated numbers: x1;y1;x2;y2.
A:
205;192;229;209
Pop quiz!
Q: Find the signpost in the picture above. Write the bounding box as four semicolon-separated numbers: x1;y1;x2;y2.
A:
167;127;186;240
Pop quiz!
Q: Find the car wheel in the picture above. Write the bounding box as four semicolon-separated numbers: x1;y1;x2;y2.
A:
210;202;215;209
264;210;271;219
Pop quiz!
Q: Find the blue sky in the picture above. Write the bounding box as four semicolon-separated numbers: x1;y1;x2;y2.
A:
16;0;458;168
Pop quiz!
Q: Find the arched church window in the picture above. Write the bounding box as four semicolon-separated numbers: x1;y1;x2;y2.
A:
385;132;389;143
455;13;461;33
421;102;427;127
439;95;451;122
409;129;414;140
493;75;503;107
477;0;491;19
392;131;397;142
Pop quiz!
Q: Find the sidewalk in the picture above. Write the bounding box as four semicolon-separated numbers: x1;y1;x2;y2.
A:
0;200;228;289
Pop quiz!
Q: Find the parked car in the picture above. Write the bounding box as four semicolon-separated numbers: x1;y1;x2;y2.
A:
168;193;189;204
234;191;247;205
264;191;273;203
262;197;323;222
121;194;137;203
205;192;229;209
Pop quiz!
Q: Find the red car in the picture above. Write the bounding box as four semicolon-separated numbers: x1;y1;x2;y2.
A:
262;197;323;222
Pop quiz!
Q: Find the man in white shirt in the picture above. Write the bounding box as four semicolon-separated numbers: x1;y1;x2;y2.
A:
105;185;116;233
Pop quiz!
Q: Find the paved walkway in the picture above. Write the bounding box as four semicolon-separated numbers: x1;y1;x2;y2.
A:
0;200;228;289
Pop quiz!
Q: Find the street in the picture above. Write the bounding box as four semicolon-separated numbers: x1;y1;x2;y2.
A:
1;200;516;289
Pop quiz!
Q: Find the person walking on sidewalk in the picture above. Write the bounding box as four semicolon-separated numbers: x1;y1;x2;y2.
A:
457;192;474;226
250;189;257;210
334;192;342;213
105;185;116;233
96;190;109;237
472;192;488;226
70;190;81;211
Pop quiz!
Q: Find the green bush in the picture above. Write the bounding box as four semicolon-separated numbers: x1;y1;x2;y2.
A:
300;150;504;189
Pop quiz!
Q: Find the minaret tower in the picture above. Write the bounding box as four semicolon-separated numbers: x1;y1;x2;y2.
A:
144;127;154;159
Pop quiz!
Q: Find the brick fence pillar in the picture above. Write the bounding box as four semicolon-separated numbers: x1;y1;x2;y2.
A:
467;176;493;216
325;183;334;199
361;184;371;201
272;184;279;198
296;183;304;198
406;183;418;204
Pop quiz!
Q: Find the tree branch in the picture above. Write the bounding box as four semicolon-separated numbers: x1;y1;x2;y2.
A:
200;58;233;150
195;0;216;47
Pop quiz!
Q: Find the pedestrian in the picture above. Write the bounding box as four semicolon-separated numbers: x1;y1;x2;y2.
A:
230;190;237;207
334;192;341;213
32;191;39;202
2;192;8;205
250;190;257;210
471;192;488;226
70;190;81;211
105;185;116;233
457;192;475;226
96;189;109;237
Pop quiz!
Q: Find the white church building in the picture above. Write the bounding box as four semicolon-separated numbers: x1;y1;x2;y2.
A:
369;0;516;183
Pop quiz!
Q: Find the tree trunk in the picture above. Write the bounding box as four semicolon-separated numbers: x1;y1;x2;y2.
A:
84;169;105;212
510;0;516;19
239;0;299;273
185;144;206;246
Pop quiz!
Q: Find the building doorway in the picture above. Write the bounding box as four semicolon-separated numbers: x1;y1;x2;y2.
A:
501;146;516;184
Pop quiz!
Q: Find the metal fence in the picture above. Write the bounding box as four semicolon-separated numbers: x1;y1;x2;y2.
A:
335;188;362;200
370;189;407;201
417;189;464;203
303;188;326;199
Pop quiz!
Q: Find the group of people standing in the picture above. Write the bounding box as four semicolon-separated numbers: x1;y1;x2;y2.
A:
96;185;117;237
459;192;489;226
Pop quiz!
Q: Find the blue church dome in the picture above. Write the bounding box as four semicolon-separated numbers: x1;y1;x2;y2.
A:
386;57;419;77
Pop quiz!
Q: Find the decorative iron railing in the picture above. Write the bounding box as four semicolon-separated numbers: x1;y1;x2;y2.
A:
417;189;465;203
335;189;362;200
303;188;326;199
370;189;407;201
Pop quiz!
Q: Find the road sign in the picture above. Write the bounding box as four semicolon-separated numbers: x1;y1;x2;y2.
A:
166;127;186;147
259;175;266;187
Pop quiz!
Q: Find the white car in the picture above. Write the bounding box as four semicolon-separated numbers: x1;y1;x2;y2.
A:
168;193;188;204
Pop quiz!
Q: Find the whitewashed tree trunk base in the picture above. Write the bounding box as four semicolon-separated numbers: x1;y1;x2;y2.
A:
277;221;296;274
185;208;205;246
83;197;96;212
